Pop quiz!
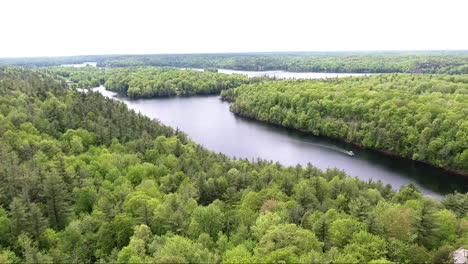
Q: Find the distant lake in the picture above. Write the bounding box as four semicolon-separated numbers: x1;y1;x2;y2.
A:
61;63;370;79
185;68;371;79
61;62;97;67
218;69;371;79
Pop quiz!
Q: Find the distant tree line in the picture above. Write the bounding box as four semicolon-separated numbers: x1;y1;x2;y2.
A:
2;51;468;74
100;54;468;74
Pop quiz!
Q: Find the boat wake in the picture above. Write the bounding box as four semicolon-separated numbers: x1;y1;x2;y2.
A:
291;140;355;156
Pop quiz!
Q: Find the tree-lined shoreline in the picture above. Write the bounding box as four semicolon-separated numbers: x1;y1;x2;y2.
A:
222;74;468;175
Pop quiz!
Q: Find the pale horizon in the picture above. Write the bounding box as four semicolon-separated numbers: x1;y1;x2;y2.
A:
3;49;468;60
1;0;468;57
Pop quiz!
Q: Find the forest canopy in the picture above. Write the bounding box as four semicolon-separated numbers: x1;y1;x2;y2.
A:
1;68;467;263
103;67;254;98
40;66;105;89
41;66;261;98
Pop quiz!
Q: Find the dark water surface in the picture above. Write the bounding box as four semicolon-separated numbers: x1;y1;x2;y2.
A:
93;85;467;197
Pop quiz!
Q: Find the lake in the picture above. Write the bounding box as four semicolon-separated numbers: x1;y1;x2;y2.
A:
61;62;97;67
186;68;371;79
217;69;372;79
91;72;467;197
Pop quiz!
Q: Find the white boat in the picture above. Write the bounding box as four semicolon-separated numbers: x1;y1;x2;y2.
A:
347;151;355;156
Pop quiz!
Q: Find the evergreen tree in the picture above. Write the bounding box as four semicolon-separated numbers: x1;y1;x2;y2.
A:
43;172;70;230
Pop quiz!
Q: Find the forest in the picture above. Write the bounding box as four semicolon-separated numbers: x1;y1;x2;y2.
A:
222;74;468;175
98;53;468;74
103;67;254;98
41;67;105;89
41;66;260;98
2;51;468;74
0;68;467;263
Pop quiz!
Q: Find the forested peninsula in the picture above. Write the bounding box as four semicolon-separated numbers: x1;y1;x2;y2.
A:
221;74;468;175
1;68;467;263
42;67;262;98
103;67;254;98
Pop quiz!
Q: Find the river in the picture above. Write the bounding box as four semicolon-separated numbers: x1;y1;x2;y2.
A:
90;72;467;197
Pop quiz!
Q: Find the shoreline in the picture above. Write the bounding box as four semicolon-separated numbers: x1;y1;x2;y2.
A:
96;87;468;179
229;107;468;179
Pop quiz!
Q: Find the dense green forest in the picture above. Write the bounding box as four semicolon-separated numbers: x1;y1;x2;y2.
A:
2;51;468;74
41;67;105;89
41;66;257;98
103;67;254;98
0;68;467;263
222;74;468;175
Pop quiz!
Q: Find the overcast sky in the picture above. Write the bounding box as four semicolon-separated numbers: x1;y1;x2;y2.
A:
0;0;467;57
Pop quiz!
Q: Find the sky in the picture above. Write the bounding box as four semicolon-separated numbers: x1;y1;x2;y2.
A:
0;0;467;57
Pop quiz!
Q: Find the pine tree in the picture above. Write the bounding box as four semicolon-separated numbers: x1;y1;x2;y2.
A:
27;203;47;240
9;197;29;236
415;198;439;249
313;215;330;252
43;172;70;230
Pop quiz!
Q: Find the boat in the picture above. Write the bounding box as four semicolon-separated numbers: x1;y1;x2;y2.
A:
347;151;355;156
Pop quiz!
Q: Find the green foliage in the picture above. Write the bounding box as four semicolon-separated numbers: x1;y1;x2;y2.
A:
189;203;225;240
43;66;104;88
343;231;388;262
442;192;468;217
222;244;256;264
329;218;367;248
44;172;70;230
0;207;12;246
154;235;210;263
375;201;416;242
0;250;18;264
0;67;466;263
256;224;322;256
38;66;267;99
431;245;455;264
104;67;252;98
252;212;283;240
